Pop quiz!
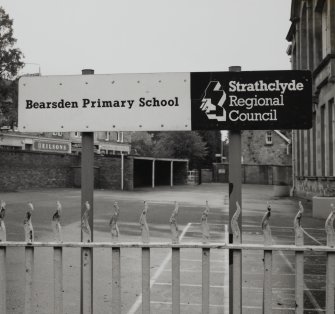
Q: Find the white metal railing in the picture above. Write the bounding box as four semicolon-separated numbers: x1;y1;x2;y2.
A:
0;200;334;313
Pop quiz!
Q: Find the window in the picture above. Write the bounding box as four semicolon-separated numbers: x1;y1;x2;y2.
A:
322;0;329;58
74;132;81;137
321;105;326;176
116;131;123;143
105;132;110;141
52;132;62;136
329;99;334;175
265;131;272;145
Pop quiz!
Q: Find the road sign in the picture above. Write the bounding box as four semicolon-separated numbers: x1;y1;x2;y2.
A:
18;70;312;132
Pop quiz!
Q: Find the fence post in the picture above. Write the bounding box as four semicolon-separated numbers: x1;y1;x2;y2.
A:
52;201;63;314
81;201;93;314
140;201;150;313
25;246;34;314
294;202;304;314
170;202;180;314
261;203;272;313
231;201;242;314
0;200;6;314
325;204;335;314
112;248;121;314
201;201;210;314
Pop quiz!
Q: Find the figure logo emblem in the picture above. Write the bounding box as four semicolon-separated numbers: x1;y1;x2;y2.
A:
200;81;227;122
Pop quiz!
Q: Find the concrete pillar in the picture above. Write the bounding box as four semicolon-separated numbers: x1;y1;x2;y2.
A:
170;161;174;187
152;160;155;188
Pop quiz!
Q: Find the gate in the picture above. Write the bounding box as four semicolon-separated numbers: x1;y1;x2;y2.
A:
0;199;335;313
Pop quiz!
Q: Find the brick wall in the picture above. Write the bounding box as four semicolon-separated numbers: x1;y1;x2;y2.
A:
0;150;134;191
213;163;292;185
242;130;291;166
0;150;78;191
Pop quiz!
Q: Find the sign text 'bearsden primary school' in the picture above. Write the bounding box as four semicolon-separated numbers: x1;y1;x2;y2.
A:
25;97;180;110
18;71;312;132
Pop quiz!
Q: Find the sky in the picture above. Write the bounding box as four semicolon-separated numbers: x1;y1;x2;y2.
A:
1;0;292;76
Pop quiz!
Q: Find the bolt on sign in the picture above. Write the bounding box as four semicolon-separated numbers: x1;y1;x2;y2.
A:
18;70;312;132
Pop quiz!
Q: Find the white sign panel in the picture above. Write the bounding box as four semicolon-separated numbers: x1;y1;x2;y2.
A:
18;73;191;132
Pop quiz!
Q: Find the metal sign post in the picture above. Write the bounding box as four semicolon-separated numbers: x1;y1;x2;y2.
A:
81;69;94;313
228;66;242;314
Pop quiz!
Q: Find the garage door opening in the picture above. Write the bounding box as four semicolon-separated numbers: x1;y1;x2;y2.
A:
133;157;188;188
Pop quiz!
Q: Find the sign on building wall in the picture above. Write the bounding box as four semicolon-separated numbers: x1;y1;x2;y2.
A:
18;70;312;132
33;140;71;153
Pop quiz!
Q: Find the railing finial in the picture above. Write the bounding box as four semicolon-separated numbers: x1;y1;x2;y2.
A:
201;200;210;242
24;202;34;243
52;201;62;242
110;201;120;241
325;203;335;247
170;201;179;244
294;201;304;245
231;201;241;242
139;201;150;243
261;202;272;245
81;201;92;242
0;200;6;242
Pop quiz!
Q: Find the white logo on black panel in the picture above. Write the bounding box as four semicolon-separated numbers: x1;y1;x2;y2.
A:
200;81;227;122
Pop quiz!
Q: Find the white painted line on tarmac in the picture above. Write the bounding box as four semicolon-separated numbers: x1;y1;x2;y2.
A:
126;223;192;314
302;228;324;245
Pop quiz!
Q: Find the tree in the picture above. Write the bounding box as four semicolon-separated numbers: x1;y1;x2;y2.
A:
130;131;154;156
153;131;207;168
197;130;221;166
0;6;24;127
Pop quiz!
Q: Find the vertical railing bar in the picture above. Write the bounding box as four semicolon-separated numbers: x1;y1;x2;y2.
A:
0;247;6;314
0;200;6;314
142;247;150;314
52;201;63;314
294;202;304;314
231;202;242;314
325;204;335;314
202;248;210;314
263;250;272;313
326;252;335;314
232;249;242;314
25;246;34;314
82;247;93;314
53;247;63;314
172;247;180;314
295;251;304;314
112;247;121;314
262;203;272;314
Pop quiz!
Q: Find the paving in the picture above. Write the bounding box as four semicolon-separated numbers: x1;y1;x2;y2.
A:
0;183;331;313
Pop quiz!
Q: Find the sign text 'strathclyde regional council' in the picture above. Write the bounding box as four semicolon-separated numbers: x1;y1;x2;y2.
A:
18;71;312;132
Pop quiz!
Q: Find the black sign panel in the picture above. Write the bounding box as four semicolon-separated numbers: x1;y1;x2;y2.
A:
190;70;312;130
